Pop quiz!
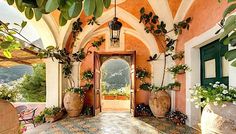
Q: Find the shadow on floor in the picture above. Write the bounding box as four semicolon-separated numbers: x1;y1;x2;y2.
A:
26;112;200;134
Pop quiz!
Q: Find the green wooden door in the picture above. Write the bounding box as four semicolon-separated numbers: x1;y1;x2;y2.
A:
200;40;229;87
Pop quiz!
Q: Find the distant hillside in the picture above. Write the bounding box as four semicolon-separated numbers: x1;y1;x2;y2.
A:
0;65;33;84
101;59;130;90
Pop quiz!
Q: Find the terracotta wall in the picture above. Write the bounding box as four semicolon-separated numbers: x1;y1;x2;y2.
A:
175;0;229;113
79;34;151;107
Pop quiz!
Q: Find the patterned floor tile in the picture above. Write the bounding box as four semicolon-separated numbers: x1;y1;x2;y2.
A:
27;112;200;134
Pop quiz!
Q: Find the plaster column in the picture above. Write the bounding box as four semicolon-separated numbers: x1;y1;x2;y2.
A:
45;58;62;107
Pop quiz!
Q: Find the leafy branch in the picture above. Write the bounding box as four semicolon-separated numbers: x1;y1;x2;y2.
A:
139;7;192;87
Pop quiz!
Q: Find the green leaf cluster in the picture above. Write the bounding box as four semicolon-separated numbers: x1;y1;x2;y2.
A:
7;0;111;26
0;21;27;58
217;0;236;67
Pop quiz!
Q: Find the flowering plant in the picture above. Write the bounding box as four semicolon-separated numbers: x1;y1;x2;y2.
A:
0;84;18;102
190;82;236;108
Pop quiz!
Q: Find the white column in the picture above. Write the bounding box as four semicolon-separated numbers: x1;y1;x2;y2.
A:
72;62;80;87
45;58;61;107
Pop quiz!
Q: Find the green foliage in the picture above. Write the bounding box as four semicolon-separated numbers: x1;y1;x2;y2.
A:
17;64;46;102
135;67;150;81
190;82;236;108
35;106;62;123
167;64;190;77
7;0;111;26
0;21;28;58
139;82;153;91
217;1;236;67
66;87;84;95
82;70;94;80
0;84;19;102
139;7;192;88
171;51;184;60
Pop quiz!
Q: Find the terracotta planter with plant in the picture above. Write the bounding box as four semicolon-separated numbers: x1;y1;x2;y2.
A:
190;82;236;134
167;64;190;77
64;88;84;117
149;90;171;118
117;95;128;100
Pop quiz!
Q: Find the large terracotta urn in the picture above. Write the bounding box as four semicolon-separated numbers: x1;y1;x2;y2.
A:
64;92;84;117
201;102;236;134
149;90;171;117
0;99;19;133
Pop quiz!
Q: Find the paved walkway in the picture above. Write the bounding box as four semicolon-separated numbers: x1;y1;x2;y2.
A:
26;112;200;134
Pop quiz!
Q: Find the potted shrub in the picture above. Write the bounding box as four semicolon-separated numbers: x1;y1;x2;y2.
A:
190;82;236;134
167;64;190;77
64;87;84;117
82;70;94;81
34;106;64;124
44;107;64;123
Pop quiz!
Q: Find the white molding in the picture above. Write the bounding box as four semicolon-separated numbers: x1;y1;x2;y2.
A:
174;0;195;22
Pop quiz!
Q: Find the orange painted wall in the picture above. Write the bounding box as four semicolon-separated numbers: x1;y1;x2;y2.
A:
79;34;151;107
175;0;229;113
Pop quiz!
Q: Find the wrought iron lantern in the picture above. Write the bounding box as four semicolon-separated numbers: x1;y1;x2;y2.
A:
108;0;122;44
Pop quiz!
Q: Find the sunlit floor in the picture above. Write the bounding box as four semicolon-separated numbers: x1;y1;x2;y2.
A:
26;112;199;134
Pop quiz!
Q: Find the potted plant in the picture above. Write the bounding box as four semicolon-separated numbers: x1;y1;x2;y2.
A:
136;67;150;81
139;82;153;91
82;70;94;80
167;81;181;91
102;90;117;100
167;64;190;77
64;87;84;117
190;82;236;134
34;106;64;124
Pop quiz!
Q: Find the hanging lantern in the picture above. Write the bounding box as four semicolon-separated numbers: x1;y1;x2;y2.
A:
109;17;122;43
108;0;122;44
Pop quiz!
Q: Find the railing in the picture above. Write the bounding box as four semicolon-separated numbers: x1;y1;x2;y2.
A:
12;102;46;116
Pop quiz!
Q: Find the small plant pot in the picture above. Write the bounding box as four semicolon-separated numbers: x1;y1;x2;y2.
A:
177;69;185;74
172;86;181;91
117;96;128;100
104;95;116;100
45;111;64;123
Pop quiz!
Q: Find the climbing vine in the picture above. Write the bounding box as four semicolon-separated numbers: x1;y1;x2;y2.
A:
139;7;192;88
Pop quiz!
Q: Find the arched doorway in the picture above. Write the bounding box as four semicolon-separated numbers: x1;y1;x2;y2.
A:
93;51;136;116
100;58;131;112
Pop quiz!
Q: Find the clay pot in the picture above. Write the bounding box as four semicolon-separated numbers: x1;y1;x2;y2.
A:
64;92;84;117
0;99;19;134
45;111;64;123
201;102;236;134
117;96;128;100
104;95;116;100
149;90;171;118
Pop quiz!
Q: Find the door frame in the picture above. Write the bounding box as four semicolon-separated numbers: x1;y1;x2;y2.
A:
93;51;136;116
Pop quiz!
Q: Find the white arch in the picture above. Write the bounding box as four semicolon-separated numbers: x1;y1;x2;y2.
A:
73;7;159;55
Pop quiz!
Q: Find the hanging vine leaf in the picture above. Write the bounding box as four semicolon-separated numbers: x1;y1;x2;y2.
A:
93;0;104;18
0;41;12;49
3;50;12;58
25;7;34;19
68;1;82;18
34;8;43;21
59;13;67;26
45;0;59;12
103;0;111;9
16;0;25;12
7;0;14;5
36;0;45;8
84;0;96;16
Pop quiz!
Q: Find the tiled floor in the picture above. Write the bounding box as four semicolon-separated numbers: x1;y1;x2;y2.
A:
26;112;200;134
